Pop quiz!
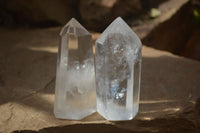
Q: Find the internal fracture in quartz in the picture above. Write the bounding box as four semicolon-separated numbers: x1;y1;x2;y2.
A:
54;18;96;120
95;17;142;120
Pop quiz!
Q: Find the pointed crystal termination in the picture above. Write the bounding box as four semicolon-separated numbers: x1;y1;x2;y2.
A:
95;17;142;121
54;18;96;120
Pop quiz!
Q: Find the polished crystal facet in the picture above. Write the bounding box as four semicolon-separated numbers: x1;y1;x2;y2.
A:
54;18;96;120
95;17;142;121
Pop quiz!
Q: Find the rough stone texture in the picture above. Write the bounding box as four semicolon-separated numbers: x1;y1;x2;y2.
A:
143;1;200;61
79;0;117;31
111;0;142;18
0;27;200;133
79;0;153;31
181;30;200;60
1;0;78;27
0;0;189;32
129;0;189;40
79;0;174;31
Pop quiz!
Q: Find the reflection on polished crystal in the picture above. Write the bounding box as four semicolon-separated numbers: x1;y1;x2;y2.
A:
54;18;96;120
95;17;142;120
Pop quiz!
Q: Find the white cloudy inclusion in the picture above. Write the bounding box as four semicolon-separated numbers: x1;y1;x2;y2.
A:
95;17;142;121
54;18;96;120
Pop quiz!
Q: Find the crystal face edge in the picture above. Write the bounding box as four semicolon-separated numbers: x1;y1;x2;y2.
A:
60;18;90;37
95;17;142;121
95;37;141;121
96;17;142;48
54;18;96;120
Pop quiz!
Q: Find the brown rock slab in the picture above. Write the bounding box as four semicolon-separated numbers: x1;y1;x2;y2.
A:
181;30;200;60
4;0;78;27
79;0;189;32
143;1;200;61
0;28;200;133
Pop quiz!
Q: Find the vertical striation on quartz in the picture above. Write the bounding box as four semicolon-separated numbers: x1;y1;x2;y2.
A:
95;17;142;121
54;18;96;120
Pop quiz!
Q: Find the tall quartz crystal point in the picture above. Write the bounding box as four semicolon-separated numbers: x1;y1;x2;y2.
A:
54;18;96;120
95;17;142;121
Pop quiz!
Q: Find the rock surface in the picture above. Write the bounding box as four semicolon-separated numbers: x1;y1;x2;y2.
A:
0;27;200;133
143;1;200;61
79;0;142;31
1;0;78;27
181;30;200;60
0;0;189;33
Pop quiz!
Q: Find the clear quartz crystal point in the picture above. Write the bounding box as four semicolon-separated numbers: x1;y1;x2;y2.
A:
54;18;96;120
95;17;142;121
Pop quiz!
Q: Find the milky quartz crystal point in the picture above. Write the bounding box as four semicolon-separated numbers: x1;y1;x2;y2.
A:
54;18;96;120
95;17;142;120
